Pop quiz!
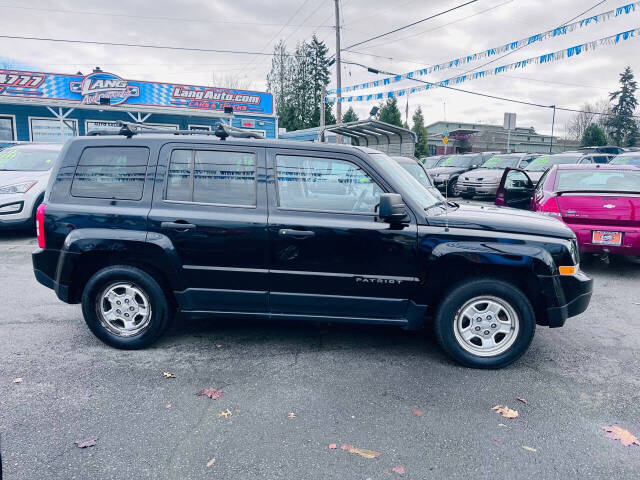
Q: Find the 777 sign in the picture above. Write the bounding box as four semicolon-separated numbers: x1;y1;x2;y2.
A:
0;71;46;88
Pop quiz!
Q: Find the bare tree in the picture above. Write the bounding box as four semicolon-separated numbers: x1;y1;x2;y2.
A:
211;72;253;90
567;103;597;140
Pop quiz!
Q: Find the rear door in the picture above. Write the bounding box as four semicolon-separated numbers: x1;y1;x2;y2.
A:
147;142;269;313
265;148;420;321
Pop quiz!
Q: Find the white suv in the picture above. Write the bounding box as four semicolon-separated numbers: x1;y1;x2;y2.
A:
0;143;63;229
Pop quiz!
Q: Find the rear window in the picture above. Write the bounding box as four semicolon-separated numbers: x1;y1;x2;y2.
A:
166;149;256;206
555;170;640;193
71;147;149;200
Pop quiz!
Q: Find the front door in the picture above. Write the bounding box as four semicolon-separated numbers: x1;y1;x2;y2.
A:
266;148;419;321
498;168;535;210
147;142;268;313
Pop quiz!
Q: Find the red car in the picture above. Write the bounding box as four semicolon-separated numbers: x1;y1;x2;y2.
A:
495;164;640;257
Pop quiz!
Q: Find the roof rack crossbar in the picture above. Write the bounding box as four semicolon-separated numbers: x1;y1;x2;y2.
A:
86;121;265;140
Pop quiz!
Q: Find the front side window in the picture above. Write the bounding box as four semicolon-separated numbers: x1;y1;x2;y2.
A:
71;147;149;200
166;149;256;206
276;154;382;213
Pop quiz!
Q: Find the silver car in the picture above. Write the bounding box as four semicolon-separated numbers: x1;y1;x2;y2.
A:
458;153;538;198
0;143;63;229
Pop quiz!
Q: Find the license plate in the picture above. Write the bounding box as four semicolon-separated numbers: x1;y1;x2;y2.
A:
592;231;622;245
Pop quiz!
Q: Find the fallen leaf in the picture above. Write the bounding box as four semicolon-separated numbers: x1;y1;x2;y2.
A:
234;409;241;414
392;465;405;475
206;458;216;467
604;425;640;447
163;372;175;379
166;403;172;409
196;387;224;400
288;412;296;419
340;443;381;459
492;405;518;419
12;378;22;384
522;445;537;452
217;409;233;419
216;344;222;348
75;436;98;448
516;397;527;404
328;443;337;449
411;409;423;416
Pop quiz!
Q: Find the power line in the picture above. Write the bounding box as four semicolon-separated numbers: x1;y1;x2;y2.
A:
448;0;608;81
341;0;479;51
0;34;313;58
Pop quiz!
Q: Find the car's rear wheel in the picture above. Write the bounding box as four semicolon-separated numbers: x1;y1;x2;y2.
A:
81;265;172;349
433;279;536;369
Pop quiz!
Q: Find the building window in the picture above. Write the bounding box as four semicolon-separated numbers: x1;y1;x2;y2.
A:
30;117;77;143
71;147;149;200
166;149;256;207
0;115;15;141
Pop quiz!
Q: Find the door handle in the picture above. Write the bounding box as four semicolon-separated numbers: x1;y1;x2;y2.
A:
161;221;196;231
279;228;315;238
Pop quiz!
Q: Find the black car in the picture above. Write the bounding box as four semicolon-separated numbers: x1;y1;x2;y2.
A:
426;153;485;196
32;125;592;369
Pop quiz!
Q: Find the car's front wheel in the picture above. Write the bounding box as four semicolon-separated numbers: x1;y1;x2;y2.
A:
433;279;536;369
81;265;172;349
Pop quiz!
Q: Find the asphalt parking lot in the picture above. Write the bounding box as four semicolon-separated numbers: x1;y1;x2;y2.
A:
1;217;640;479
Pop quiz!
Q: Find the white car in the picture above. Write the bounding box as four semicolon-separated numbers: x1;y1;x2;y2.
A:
0;143;63;230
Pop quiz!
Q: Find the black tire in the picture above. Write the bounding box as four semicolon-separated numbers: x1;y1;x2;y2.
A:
446;178;458;197
81;265;172;349
433;278;536;369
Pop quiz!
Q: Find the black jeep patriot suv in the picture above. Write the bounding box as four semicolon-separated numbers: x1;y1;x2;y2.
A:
32;126;593;368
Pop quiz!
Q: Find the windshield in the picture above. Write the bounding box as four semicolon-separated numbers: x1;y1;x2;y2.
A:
555;169;640;192
371;152;441;209
610;155;640;166
0;146;61;171
400;162;432;188
439;155;476;168
421;157;441;168
525;154;583;171
480;155;520;169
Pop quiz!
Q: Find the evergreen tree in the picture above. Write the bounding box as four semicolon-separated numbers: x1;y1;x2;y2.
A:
376;98;403;127
606;66;639;147
411;106;429;158
342;106;359;123
581;123;607;147
266;36;335;132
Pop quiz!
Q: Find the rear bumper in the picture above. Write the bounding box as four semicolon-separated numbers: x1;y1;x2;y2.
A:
566;223;640;256
539;270;593;328
32;247;72;302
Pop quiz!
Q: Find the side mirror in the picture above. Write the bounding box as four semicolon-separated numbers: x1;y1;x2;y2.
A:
379;193;408;223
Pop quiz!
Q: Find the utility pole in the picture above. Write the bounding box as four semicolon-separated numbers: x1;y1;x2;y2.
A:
334;0;342;125
320;86;326;142
549;105;556;154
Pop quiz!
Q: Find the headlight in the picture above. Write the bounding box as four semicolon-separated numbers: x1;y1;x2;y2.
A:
0;181;37;194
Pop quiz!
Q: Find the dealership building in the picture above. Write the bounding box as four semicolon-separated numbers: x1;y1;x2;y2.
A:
0;68;277;144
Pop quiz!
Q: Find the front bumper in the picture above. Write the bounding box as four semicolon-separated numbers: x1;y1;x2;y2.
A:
457;183;500;196
538;270;593;327
0;191;38;227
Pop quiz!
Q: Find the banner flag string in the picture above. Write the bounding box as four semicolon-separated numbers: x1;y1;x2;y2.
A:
326;27;640;103
327;1;639;95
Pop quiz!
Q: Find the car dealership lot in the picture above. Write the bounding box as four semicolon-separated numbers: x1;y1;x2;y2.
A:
1;224;640;479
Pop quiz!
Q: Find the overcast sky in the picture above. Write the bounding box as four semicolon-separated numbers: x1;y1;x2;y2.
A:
0;0;638;136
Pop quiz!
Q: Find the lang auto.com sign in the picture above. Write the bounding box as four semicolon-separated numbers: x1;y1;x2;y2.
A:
0;69;273;115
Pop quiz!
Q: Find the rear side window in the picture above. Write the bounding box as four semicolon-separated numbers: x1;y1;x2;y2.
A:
166;149;256;206
71;147;149;200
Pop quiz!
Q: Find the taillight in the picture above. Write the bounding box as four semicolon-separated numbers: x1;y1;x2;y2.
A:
539;197;562;217
36;203;46;248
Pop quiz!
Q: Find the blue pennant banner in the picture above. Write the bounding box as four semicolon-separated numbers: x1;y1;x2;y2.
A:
327;1;639;96
326;28;640;102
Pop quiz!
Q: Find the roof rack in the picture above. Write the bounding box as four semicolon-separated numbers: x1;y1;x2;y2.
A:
87;121;265;140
